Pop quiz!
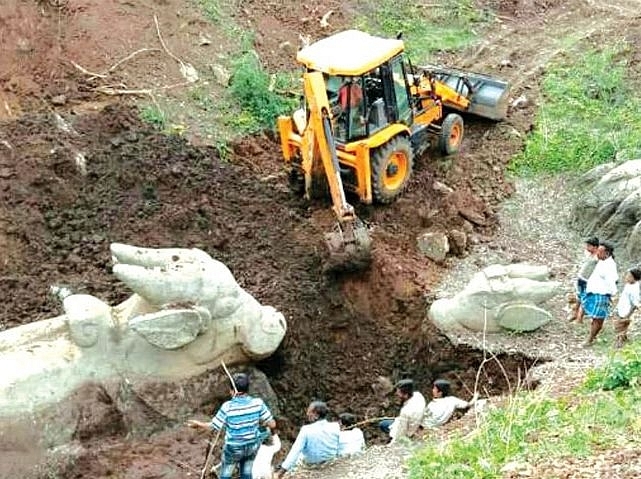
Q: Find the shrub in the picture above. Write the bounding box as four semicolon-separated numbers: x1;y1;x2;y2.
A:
584;342;641;390
228;51;296;133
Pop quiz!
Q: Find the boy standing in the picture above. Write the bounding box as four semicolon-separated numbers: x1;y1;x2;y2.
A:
614;268;641;348
570;237;600;323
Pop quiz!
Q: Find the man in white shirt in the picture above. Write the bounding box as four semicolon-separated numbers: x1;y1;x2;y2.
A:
583;241;618;346
423;379;478;429
614;267;641;348
275;401;339;478
337;412;365;456
379;379;426;443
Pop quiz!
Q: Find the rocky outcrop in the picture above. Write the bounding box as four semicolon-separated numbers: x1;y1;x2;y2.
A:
429;264;560;333
572;159;641;260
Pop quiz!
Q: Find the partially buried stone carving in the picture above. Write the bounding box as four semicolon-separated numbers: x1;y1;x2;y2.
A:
429;264;561;333
0;243;287;416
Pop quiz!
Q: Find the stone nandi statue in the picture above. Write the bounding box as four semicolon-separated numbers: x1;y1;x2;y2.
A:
0;243;287;416
429;263;561;333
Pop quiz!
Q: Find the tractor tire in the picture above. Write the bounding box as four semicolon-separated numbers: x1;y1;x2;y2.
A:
371;136;413;204
438;113;464;155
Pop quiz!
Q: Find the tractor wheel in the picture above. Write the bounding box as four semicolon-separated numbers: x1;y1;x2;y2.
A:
371;136;413;204
438;113;464;155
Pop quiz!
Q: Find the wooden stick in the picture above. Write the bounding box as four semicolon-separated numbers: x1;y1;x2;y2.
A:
153;14;185;66
70;60;107;79
105;48;161;74
93;81;192;96
345;416;395;430
200;427;222;479
221;361;238;395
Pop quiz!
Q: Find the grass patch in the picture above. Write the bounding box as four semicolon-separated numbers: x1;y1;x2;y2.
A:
139;104;167;129
511;44;641;175
356;0;489;60
409;371;641;478
196;0;223;23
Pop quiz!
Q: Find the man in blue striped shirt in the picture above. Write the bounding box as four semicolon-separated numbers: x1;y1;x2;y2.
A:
188;373;276;479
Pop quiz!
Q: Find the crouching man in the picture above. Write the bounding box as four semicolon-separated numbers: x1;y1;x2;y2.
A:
379;379;426;443
275;401;339;478
423;379;478;429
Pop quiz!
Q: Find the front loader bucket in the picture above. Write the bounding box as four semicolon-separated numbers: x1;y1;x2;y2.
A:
323;219;372;273
423;65;511;121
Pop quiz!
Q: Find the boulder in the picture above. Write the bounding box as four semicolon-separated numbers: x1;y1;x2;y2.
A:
429;263;560;333
572;159;641;260
417;231;450;261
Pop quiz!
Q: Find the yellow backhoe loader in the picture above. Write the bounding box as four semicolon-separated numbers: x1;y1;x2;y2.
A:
278;30;510;271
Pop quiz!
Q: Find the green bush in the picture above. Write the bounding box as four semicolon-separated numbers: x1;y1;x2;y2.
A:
511;45;641;175
228;51;296;133
584;342;641;390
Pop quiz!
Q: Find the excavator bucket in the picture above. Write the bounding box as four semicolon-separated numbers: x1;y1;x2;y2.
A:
323;219;372;273
422;65;511;121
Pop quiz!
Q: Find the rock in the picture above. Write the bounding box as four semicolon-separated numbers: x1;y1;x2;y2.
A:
461;220;474;233
510;94;528;109
279;41;295;55
458;207;487;226
448;229;467;255
247;367;281;416
501;461;534;475
198;33;212;46
433;180;454;194
0;167;13;179
417;231;449;262
211;64;231;87
371;376;394;397
495;303;552;332
51;95;67;106
429;263;560;333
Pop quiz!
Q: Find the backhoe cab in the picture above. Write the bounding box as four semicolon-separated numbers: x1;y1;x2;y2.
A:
278;30;510;271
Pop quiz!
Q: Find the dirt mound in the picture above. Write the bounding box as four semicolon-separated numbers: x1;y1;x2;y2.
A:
236;0;356;70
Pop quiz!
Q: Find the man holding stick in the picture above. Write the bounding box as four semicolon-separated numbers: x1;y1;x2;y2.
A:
187;372;276;479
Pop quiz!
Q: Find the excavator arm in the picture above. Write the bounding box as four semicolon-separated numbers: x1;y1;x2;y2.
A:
299;71;371;271
301;72;356;223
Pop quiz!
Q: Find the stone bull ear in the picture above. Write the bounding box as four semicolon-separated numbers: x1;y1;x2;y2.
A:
129;307;210;350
